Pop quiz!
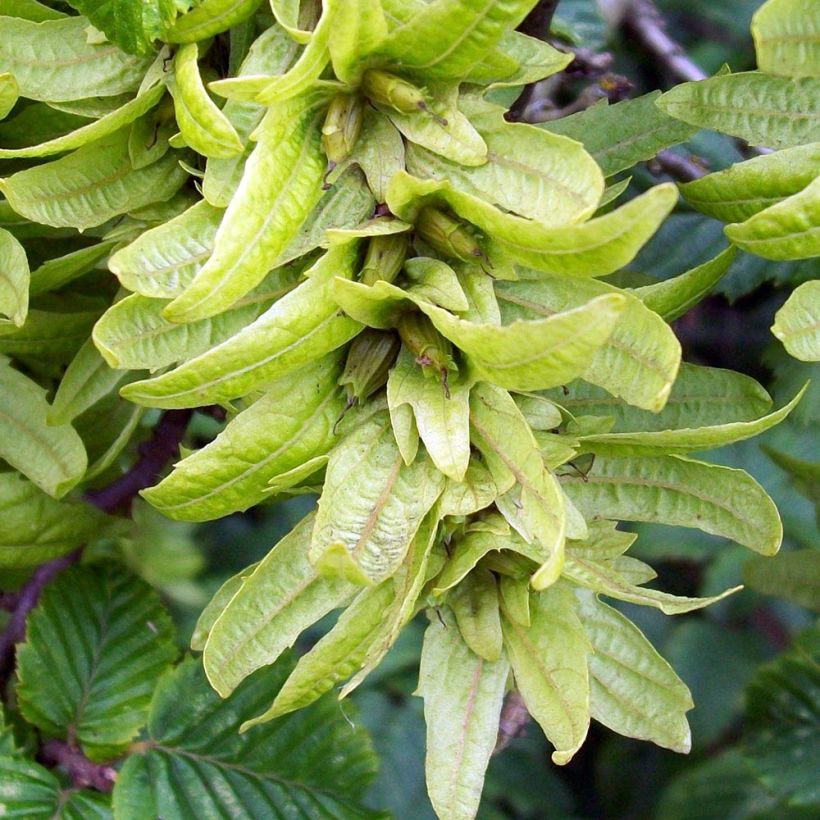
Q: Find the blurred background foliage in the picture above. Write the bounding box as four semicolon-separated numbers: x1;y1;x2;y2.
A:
83;1;817;817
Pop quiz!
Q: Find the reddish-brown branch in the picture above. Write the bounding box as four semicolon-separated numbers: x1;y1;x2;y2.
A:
494;691;531;755
39;739;117;792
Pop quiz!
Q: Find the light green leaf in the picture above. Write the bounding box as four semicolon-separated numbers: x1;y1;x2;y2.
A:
0;128;187;230
203;513;357;697
325;215;412;244
0;16;151;102
541;362;772;431
406;116;603;226
450;568;504;662
0;82;164;158
540;92;698;177
771;280;820;361
418;607;508;820
562;454;783;555
170;43;243;159
470;383;566;589
269;0;313;42
78;393;145;483
16;565;176;761
483;30;572;88
725;174;820;260
679;142;820;222
753;0;820;78
348;108;405;203
165;0;263;43
93;267;299;370
382;82;487;166
566;520;637;561
309;411;445;584
142;354;345;521
387;346;471;481
0;473;112;568
502;584;590;765
121;246;362;407
0;0;67;21
633;247;736;322
656;72;820;150
575;591;693;752
0;72;18;119
578;383;805;455
0;304;102;360
438;458;498;517
114;656;380;819
498;574;530;626
743;550;820;611
0;358;86;497
164;94;326;321
0;227;28;328
328;0;388;84
375;0;534;80
29;241;116;297
498;275;681;412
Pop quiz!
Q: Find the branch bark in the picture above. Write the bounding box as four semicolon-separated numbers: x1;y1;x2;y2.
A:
39;739;118;792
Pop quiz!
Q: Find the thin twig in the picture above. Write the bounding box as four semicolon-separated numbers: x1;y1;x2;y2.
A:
518;0;561;39
39;739;118;792
651;148;709;181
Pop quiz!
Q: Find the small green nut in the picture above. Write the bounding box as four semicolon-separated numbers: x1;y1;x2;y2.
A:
397;313;457;398
361;68;428;115
339;329;401;404
359;234;410;286
416;206;485;263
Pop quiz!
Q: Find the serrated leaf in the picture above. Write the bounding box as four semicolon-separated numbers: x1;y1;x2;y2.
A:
17;565;176;761
387;346;471;481
657;72;820;150
574;591;692;752
498;275;681;412
562;454;783;555
502;584;590;765
309;411;445;584
753;0;820;78
0;358;86;497
0;16;152;101
743;550;820;611
679;142;820;222
541;92;698;177
0;128;187;230
725;175;820;260
203;513;357;697
0;473;112;568
578;383;805;455
143;353;345;520
0;227;28;328
0;757;111;819
165;0;262;43
418;606;508;820
771;280;820;361
114;656;381;819
121;246;362;408
163;94;327;321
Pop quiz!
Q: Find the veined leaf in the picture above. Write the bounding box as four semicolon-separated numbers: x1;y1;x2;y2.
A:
16;565;176;761
0;72;18;120
771;280;820;361
438;458;498;517
269;0;313;43
114;656;380;819
165;0;263;43
0;128;187;230
483;30;571;88
29;241;116;297
679;142;820;223
0;473;113;568
328;0;388;84
0;304;102;361
170;43;244;159
203;514;357;697
387;346;471;481
744;550;820;612
418;607;508;820
0;227;28;328
753;0;820;78
578;383;805;455
657;72;820;150
725;175;820;260
142;354;345;520
502;584;590;765
164;94;327;321
309;412;445;585
541;362;772;431
0;16;152;101
498;275;681;412
93;267;299;370
562;454;783;555
121;246;362;407
633;247;736;322
567;520;637;561
449;568;504;662
348;108;405;203
374;0;534;80
540;92;698;177
0;357;86;497
575;591;693;752
0;0;67;22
